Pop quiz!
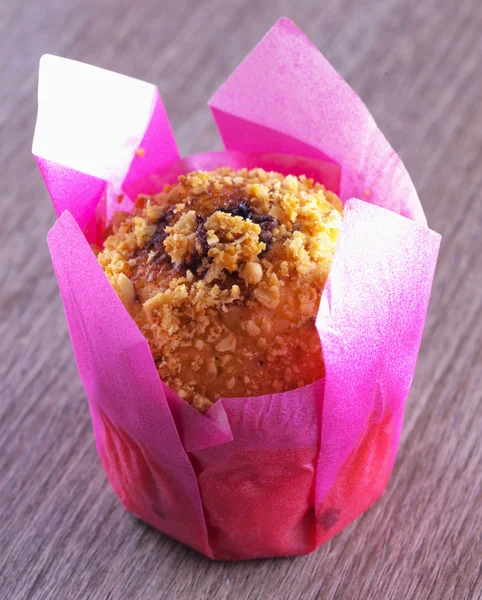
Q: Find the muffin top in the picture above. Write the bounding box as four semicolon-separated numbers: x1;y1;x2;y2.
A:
98;167;343;411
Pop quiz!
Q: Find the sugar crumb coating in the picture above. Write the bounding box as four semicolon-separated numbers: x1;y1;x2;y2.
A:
98;167;343;412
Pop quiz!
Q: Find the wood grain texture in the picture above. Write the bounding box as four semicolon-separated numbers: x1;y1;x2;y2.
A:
1;0;481;598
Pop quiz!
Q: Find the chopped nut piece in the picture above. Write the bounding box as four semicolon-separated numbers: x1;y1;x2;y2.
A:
240;261;263;285
253;282;280;309
207;358;218;376
215;333;237;353
117;273;136;309
245;320;261;337
145;202;164;221
269;205;285;223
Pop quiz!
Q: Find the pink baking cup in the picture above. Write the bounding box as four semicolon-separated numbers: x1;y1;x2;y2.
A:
33;18;440;560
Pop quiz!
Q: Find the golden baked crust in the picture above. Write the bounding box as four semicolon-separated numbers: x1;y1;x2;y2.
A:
98;167;343;411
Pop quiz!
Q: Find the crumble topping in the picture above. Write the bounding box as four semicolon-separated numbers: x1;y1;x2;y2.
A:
98;167;343;411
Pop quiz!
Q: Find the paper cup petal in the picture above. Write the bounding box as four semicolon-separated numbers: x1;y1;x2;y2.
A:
33;55;179;218
210;17;426;224
316;200;440;517
47;211;211;555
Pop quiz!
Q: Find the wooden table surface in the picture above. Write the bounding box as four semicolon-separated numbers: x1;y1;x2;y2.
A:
1;1;481;598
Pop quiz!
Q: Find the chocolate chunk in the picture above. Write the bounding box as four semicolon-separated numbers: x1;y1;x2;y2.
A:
136;205;177;265
222;200;253;219
184;215;209;271
147;206;176;250
254;214;278;228
254;214;278;254
218;200;278;254
259;230;273;251
194;215;209;257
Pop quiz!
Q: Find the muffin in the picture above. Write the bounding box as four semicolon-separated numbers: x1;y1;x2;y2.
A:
98;167;343;411
37;19;441;561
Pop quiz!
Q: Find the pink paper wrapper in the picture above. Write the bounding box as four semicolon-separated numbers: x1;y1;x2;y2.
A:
34;18;440;560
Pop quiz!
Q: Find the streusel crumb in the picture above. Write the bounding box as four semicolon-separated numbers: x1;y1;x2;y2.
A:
98;167;343;412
